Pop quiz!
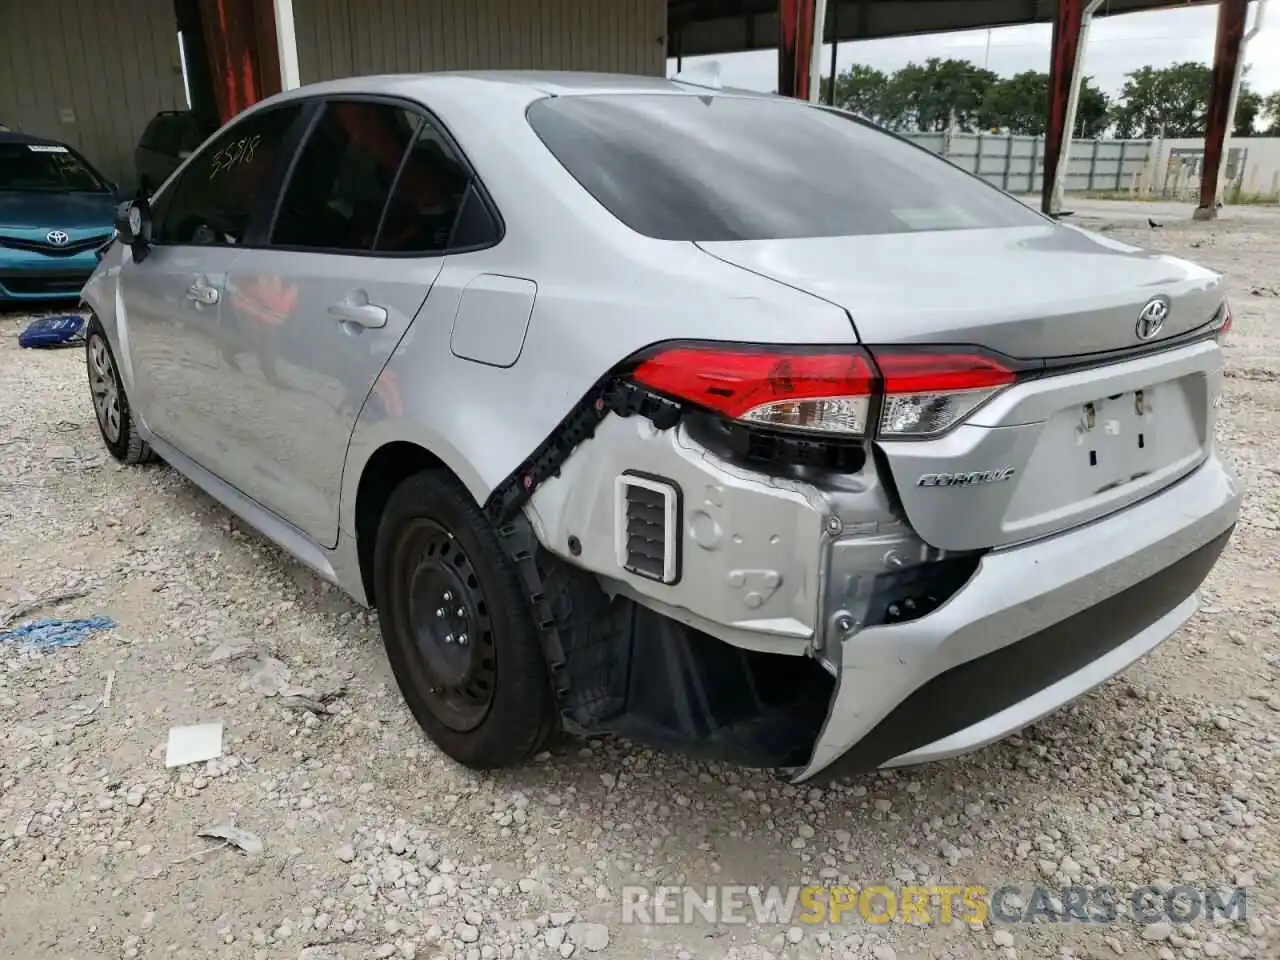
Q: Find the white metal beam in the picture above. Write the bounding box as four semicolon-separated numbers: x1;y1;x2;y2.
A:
1050;0;1104;214
809;0;830;102
273;0;301;91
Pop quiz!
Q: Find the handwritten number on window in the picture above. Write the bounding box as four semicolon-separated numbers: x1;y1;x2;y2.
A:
209;135;262;180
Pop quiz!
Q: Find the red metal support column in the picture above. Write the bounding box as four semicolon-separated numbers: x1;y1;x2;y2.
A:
198;0;283;125
777;0;816;99
1042;0;1084;215
1196;0;1249;219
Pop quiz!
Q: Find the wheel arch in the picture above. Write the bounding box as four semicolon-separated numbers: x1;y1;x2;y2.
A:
347;433;488;606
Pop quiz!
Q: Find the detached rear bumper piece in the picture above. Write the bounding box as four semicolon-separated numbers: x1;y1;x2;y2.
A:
801;454;1241;781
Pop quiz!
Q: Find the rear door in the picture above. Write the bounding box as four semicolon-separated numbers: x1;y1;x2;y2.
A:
220;97;474;546
118;101;308;469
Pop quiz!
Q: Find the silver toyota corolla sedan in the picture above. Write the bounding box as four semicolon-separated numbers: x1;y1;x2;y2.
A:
83;72;1241;782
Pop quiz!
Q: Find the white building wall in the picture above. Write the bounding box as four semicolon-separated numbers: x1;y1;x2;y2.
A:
1148;137;1280;200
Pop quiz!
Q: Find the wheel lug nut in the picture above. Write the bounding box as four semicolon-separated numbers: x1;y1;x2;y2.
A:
456;607;464;617
443;591;452;601
436;608;444;617
458;633;468;645
444;633;454;644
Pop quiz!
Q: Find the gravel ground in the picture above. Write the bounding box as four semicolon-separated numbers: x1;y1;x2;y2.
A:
1;208;1277;960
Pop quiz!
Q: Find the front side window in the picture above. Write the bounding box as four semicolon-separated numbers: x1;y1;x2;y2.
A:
270;101;420;252
153;103;303;246
0;142;106;193
526;94;1045;241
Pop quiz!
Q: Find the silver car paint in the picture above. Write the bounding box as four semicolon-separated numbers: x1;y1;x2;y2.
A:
215;251;440;547
82;71;1242;777
805;452;1239;778
697;224;1224;358
117;245;243;468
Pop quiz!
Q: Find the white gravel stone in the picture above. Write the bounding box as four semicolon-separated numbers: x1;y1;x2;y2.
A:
1;219;1276;960
568;923;610;952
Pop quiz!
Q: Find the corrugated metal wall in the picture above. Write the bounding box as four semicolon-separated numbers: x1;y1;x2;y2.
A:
0;0;187;187
295;0;667;83
0;0;664;189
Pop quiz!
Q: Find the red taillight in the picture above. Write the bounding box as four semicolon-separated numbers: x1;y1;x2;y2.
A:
632;346;877;435
871;350;1016;394
630;344;1017;439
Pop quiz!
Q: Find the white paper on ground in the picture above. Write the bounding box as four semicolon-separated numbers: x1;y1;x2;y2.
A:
165;721;224;768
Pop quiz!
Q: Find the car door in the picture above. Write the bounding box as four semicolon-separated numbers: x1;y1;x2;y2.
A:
118;101;309;471
220;98;475;547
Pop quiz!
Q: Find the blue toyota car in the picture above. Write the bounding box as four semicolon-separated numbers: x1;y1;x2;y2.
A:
0;131;118;303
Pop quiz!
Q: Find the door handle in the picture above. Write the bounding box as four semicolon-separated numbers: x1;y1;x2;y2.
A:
186;283;219;305
328;301;388;329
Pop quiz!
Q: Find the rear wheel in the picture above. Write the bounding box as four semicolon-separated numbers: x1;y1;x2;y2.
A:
373;470;555;768
86;317;155;465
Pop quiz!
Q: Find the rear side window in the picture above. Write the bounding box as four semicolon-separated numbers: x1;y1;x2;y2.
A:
271;101;419;252
153;103;303;246
375;122;471;253
526;94;1043;241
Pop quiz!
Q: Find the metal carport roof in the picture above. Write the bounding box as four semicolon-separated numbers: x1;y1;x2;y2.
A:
667;0;1215;57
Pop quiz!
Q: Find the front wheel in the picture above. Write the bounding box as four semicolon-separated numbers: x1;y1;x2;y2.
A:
373;470;556;768
86;317;155;465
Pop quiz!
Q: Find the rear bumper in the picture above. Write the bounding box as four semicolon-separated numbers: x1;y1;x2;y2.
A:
800;453;1241;781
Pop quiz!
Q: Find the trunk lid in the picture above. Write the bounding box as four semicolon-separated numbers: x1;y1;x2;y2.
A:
698;224;1227;552
696;223;1223;358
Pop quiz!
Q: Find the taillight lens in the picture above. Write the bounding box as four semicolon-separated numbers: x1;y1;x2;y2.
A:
630;344;1017;440
871;349;1016;437
632;346;876;435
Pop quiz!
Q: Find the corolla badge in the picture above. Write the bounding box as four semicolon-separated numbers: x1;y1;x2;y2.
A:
1136;297;1169;341
916;467;1017;487
46;230;70;246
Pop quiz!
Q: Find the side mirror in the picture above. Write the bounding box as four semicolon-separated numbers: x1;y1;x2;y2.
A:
115;198;153;261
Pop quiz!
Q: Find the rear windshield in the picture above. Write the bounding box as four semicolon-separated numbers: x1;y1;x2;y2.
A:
526;94;1043;241
0;142;106;192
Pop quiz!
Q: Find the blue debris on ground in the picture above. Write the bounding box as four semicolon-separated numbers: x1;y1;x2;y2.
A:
0;615;116;649
17;314;86;349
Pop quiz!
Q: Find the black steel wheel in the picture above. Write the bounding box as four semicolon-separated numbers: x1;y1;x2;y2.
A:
397;519;497;732
374;470;555;768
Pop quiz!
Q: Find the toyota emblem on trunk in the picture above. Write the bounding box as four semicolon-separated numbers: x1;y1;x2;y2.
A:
46;230;69;246
1136;297;1169;341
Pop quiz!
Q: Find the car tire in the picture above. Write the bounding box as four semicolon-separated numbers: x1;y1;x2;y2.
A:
373;470;556;768
85;317;156;465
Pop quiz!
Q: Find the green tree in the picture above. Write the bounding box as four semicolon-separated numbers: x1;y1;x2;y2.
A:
977;69;1046;133
882;58;1000;132
1263;91;1280;135
978;70;1111;136
822;64;892;122
1233;86;1262;137
1109;62;1210;137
